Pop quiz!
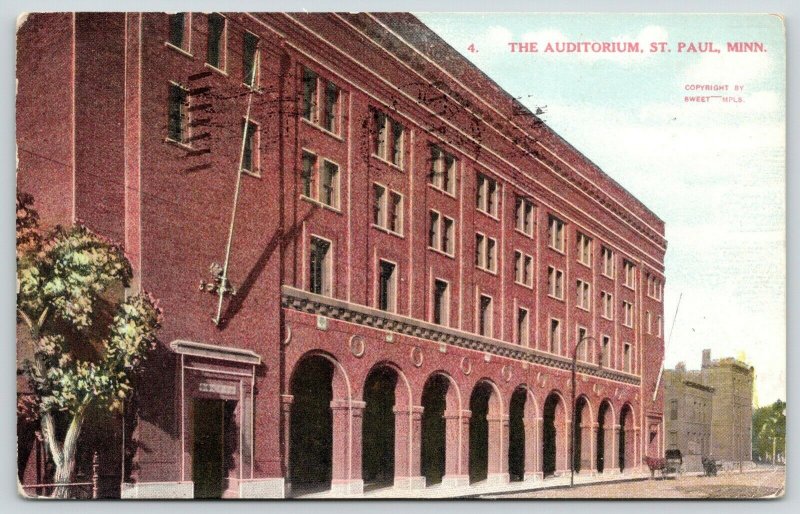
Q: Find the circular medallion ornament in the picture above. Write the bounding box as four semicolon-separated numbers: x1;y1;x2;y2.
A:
410;346;424;367
460;357;472;376
349;335;366;358
501;364;512;383
283;326;292;346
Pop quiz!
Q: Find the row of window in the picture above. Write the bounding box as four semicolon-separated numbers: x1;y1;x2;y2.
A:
647;273;664;300
164;16;663;312
547;320;634;372
302;151;340;208
669;398;709;422
308;233;641;370
168;13;261;89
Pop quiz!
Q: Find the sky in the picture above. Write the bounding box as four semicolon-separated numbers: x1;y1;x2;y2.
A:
416;13;786;406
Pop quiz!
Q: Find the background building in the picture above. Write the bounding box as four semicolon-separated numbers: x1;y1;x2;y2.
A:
701;349;755;465
17;12;667;498
664;349;754;471
664;363;714;472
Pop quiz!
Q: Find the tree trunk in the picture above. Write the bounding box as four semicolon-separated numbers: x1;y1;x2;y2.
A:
50;409;86;498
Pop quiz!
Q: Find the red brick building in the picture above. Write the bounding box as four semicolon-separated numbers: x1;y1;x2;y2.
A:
16;12;667;498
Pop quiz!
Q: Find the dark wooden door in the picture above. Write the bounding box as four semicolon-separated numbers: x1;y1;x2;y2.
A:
193;399;224;498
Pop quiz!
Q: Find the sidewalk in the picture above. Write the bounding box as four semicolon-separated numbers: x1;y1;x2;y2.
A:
293;465;781;499
294;471;653;499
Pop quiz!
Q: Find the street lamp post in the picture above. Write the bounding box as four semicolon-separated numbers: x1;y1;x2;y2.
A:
571;334;598;487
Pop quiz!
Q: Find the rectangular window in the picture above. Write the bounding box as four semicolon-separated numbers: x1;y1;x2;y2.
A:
373;111;404;166
486;238;496;272
623;343;632;372
391;120;404;167
301;151;316;198
309;237;331;296
549;318;561;353
577;326;588;361
601;246;615;277
441;217;454;255
378;260;396;312
433;279;449;326
657;315;663;337
517;307;529;345
524;255;532;286
576;280;591;310
429;211;441;249
646;311;652;334
577;232;592;266
241;120;258;173
388;192;402;234
516;196;534;236
548;266;564;299
601;291;613;319
601;335;611;367
242;32;259;87
475;234;496;272
167;83;189;143
322;82;340;133
476;173;498;216
168;13;188;51
478;295;493;337
624;260;636;288
514;251;532;287
430;146;455;194
374;111;387;157
302;68;318;122
548;215;565;252
320;161;339;208
373;184;386;226
623;301;634;327
372;185;403;235
206;13;226;69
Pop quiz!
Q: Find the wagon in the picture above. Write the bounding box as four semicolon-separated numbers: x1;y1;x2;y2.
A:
702;456;723;477
665;449;683;475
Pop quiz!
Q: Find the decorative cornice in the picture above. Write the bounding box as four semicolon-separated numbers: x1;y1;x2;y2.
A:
170;339;262;365
282;286;640;386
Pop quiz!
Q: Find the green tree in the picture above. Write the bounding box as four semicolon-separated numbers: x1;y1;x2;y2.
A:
752;400;785;463
16;192;162;498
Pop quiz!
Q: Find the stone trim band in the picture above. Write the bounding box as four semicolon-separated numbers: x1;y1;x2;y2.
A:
282;286;640;386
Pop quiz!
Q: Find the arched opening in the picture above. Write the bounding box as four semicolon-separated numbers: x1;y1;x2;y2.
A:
572;396;591;473
289;355;334;491
362;366;398;487
421;374;449;486
619;404;634;472
597;401;613;473
508;388;527;481
468;382;493;483
542;393;562;477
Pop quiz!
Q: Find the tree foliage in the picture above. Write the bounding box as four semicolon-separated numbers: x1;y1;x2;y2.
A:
752;399;786;462
16;192;162;496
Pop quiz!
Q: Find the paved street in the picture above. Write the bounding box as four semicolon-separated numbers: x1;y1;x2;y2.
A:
483;467;785;499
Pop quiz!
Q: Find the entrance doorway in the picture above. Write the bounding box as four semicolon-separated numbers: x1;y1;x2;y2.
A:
468;382;492;483
619;404;633;472
421;375;449;486
508;388;526;481
192;399;236;498
542;393;561;476
362;367;397;487
289;356;334;491
597;401;612;473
